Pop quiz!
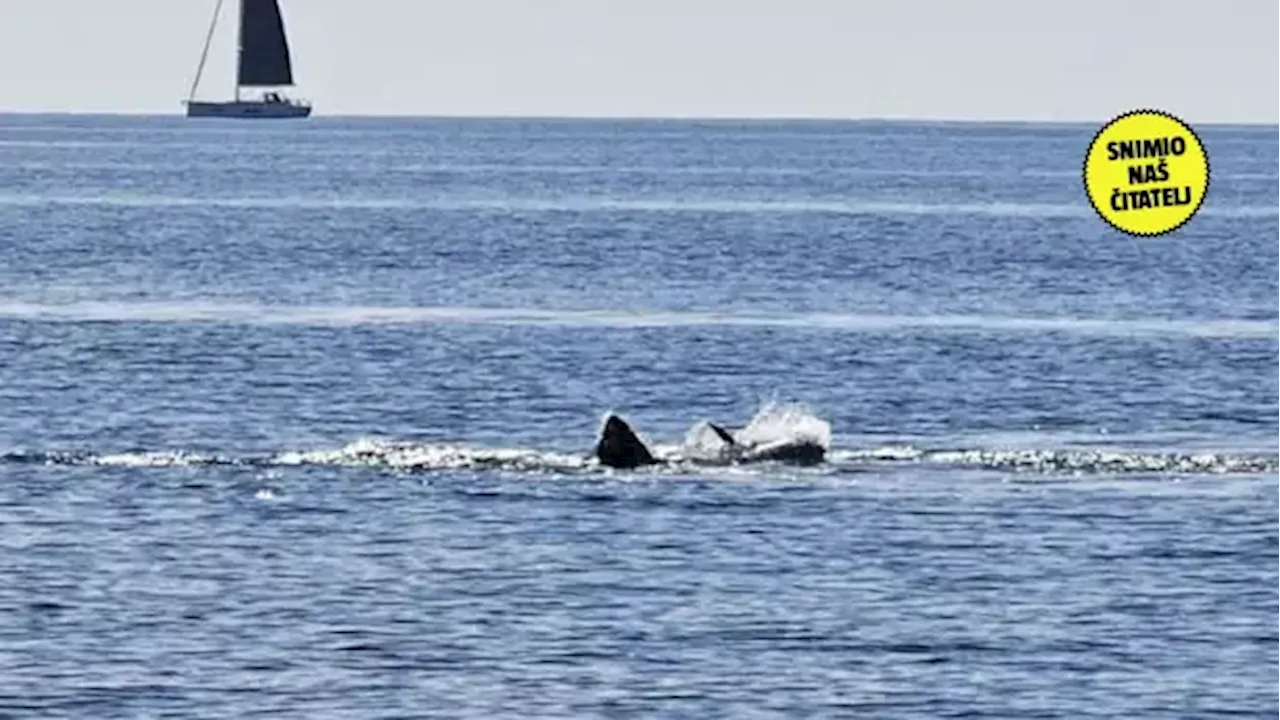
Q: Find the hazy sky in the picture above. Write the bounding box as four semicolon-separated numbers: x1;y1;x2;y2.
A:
0;0;1275;122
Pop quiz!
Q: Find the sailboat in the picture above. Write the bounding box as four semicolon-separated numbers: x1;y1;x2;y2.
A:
184;0;311;119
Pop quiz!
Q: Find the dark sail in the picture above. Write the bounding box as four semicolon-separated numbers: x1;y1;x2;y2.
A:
238;0;294;86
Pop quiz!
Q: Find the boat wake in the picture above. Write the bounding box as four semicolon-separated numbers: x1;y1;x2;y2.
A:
4;441;1276;477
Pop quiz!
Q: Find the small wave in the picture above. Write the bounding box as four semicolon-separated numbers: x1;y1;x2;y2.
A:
939;448;1280;475
1;449;244;467
836;446;1279;475
0;192;1272;218
0;139;153;149
0;190;1070;212
0;301;1273;338
10;159;1276;183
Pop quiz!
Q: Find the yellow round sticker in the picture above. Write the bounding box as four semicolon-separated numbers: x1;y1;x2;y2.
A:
1083;110;1210;237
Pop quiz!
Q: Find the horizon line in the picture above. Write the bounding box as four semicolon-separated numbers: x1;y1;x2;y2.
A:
0;109;1276;129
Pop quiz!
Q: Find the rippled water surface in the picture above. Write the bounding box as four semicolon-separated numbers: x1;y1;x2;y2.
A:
0;115;1276;718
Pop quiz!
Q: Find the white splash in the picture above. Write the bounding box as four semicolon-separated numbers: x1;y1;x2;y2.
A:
732;401;832;450
273;437;591;472
92;450;218;467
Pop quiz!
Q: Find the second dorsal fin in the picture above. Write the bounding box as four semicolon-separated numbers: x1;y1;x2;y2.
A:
707;423;736;446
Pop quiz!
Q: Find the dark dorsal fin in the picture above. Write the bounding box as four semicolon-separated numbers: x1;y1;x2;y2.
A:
707;423;736;446
595;415;658;469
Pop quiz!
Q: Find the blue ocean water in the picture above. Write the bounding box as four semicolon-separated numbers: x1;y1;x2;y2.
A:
0;114;1276;718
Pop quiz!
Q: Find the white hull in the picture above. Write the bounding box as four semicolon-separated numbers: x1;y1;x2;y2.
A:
185;100;311;119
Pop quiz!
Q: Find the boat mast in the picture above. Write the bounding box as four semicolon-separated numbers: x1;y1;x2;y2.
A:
234;0;242;101
188;0;224;102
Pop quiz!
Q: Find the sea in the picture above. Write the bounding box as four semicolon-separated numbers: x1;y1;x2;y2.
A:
0;114;1276;719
